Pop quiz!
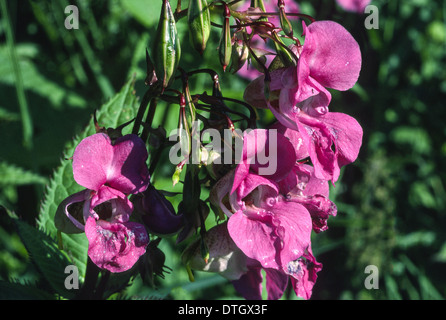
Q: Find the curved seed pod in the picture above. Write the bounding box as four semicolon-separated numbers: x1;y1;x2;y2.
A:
187;0;211;54
153;0;181;89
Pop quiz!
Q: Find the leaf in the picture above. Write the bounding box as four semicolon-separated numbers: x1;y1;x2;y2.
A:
0;280;56;300
121;0;163;28
14;219;75;299
37;76;140;282
0;161;48;186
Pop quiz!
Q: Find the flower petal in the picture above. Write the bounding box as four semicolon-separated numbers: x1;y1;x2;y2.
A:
85;217;149;273
301;20;362;91
107;134;150;194
318;112;363;168
73;133;113;191
227;200;312;270
88;186;133;223
289;246;322;300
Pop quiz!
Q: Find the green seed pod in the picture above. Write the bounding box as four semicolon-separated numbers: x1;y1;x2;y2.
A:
229;38;249;74
272;31;297;67
278;0;293;37
187;0;211;54
218;5;232;71
153;0;181;89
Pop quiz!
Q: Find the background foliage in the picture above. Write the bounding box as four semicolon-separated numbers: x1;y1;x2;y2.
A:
0;0;445;300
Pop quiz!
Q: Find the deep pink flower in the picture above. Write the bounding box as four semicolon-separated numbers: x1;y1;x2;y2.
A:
85;217;149;273
73;133;150;194
247;20;364;183
216;170;313;271
336;0;371;13
57;132;151;273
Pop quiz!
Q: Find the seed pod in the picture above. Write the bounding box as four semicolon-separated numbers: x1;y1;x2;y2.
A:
278;0;293;37
229;38;249;74
272;31;297;67
218;4;232;71
187;0;211;54
153;0;181;89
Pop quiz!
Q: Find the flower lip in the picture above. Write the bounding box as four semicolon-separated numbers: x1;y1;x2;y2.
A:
85;217;149;273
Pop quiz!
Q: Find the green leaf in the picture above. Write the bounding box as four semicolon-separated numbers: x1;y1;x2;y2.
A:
121;0;163;28
0;161;48;187
0;280;56;300
14;219;75;299
37;76;140;281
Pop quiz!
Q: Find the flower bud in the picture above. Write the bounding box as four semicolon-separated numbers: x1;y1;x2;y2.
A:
187;0;211;54
181;222;248;280
153;0;181;89
134;185;184;236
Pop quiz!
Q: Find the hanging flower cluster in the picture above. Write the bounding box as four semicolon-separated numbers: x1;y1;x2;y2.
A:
55;0;363;300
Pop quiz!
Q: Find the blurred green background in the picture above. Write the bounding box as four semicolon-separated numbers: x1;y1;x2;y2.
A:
0;0;445;300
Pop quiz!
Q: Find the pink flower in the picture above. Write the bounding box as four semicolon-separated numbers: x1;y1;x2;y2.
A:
73;133;150;194
85;217;149;273
245;20;363;183
336;0;371;13
56;132;151;272
216;170;313;272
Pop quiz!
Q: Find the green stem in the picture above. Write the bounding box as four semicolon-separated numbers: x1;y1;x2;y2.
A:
1;0;33;149
132;87;155;135
74;257;100;300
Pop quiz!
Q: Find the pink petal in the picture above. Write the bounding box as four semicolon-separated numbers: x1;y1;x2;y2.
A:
336;0;371;13
318;112;363;168
289;247;322;300
228;209;281;269
269;121;309;160
85;217;149;273
227;200;312;270
232;267;263;300
265;268;289;300
73;133;150;194
88;186;133;223
73;133;113;191
107;134;150;194
300;20;362;91
232;129;296;194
